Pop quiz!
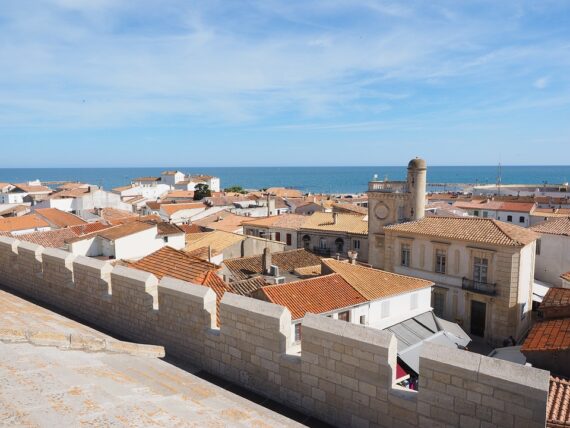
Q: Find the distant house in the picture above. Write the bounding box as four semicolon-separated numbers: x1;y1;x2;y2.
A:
160;170;186;187
298;212;368;262
34;208;87;228
0;182;51;205
159;203;207;224
452;200;536;227
66;221;184;260
243;214;307;250
531;217;570;286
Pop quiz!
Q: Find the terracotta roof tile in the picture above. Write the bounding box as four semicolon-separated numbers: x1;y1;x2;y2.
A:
548;376;570;427
193;211;251;233
385;217;539;247
265;187;303;198
532;208;570;218
17;228;78;248
35;208;87;228
229;276;268;296
522;318;570;352
332;203;368;215
300;212;368;236
244;214;307;230
185;230;245;256
322;259;433;301
196;270;232;326
179;224;205;234
160;203;206;216
185;246;210;260
260;274;367;320
66;221;155;243
128;246;219;283
0;214;50;232
541;288;570;311
531;218;570;236
99;208;138;224
224;248;322;281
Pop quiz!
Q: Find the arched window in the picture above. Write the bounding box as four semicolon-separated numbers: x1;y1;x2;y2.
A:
302;235;311;249
335;238;344;253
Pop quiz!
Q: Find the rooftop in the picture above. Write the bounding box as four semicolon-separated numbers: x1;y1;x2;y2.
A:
193;210;251;233
224;248;322;281
185;230;245;256
548;376;570;428
160;203;206;216
0;214;50;232
265;187;303;198
34;208;87;228
0;288;297;427
16;222;110;248
522;318;570;353
322;258;434;301
531;217;570;236
385;216;539;247
243;213;307;230
532;208;570;218
128;246;219;283
66;221;155;243
259;273;368;320
300;212;368;236
228;276;268;296
541;288;570;311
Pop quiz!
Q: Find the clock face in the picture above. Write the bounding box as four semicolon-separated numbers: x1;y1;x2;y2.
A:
375;203;389;220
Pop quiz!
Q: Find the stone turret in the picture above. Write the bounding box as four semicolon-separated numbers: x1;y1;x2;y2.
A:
407;157;427;221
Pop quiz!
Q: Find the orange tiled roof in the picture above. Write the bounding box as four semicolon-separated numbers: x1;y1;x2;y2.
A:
34;208;87;228
14;183;52;194
195;270;232;326
300;212;368;236
69;222;110;235
243;214;307;230
265;187;303;198
531;218;570;236
224;248;322;281
0;214;50;232
128;246;219;284
185;246;210;260
323;258;433;301
160;203;205;216
532;208;570;218
522;318;570;352
166;190;195;199
548;376;570;428
193;210;251;233
332;203;369;215
498;201;536;213
229;276;268;296
542;288;570;310
66;221;155;243
17;228;78;248
260;274;367;320
385;217;539;247
185;230;245;256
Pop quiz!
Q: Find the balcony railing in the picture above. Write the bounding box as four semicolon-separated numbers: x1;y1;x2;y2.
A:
462;277;497;296
312;246;332;257
368;180;408;193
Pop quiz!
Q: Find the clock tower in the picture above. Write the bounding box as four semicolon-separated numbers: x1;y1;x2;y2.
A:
367;157;427;268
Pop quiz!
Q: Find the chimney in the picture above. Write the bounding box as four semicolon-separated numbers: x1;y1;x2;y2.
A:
348;251;358;265
262;247;272;275
333;212;338;225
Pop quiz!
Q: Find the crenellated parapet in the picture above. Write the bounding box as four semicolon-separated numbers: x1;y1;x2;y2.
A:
0;236;550;427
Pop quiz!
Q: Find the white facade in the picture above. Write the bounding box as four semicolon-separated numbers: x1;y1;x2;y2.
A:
34;190;133;215
0;192;26;204
160;171;185;187
535;234;570;286
244;226;298;251
11;226;51;236
68;225;185;260
160;206;207;224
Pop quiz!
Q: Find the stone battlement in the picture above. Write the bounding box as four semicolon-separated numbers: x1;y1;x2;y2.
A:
0;236;550;427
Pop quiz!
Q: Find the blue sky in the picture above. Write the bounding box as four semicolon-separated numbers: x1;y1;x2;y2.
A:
1;0;569;167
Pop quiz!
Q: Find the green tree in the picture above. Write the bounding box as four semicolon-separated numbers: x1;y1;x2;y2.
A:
224;185;246;194
194;183;212;200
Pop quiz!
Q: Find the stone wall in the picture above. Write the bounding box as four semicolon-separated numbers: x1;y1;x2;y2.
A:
0;236;550;428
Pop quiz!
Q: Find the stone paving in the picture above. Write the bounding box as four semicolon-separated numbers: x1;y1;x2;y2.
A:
0;288;301;427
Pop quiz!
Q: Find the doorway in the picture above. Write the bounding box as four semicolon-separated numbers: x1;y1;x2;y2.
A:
470;300;486;337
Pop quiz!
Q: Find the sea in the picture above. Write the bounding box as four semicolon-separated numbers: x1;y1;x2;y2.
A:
1;166;569;195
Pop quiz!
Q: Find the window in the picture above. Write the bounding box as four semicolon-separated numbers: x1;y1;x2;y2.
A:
275;232;281;242
381;301;391;319
536;239;541;255
338;311;350;322
294;323;302;342
335;238;344;253
410;293;418;310
435;249;446;274
286;233;292;246
360;315;366;325
163;236;169;243
482;211;488;218
401;243;411;267
433;293;445;317
473;257;489;284
353;239;360;250
302;235;311;249
473;210;479;217
507;215;513;222
519;216;525;223
319;238;327;249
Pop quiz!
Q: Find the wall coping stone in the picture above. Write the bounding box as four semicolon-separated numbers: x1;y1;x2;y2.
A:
159;276;216;302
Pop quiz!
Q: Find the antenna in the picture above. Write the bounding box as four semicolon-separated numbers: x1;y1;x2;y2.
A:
497;162;502;197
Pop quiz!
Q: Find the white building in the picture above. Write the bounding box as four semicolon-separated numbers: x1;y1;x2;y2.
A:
66;221;184;260
452;200;536;227
531;218;570;286
159;203;207;224
34;189;133;217
243;214;307;250
160;170;186;187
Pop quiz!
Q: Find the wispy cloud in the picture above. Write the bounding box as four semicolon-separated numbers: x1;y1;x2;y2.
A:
534;76;550;89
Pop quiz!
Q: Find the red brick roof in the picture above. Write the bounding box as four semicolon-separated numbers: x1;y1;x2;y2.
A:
260;273;367;320
531;218;570;236
0;214;50;232
522;318;570;352
128;246;219;284
548;376;570;427
542;288;570;311
35;208;87;228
